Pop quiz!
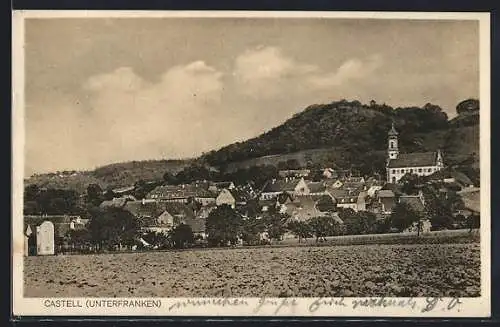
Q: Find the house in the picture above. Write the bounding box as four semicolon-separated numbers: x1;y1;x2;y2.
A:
208;181;235;192
325;179;344;189
386;123;444;183
305;181;331;197
215;188;252;209
343;176;365;184
458;187;480;215
322;168;338;179
376;189;396;214
428;169;475;189
278;169;311;179
146;184;217;206
367;185;383;197
124;200;196;235
282;196;322;222
334;190;360;211
398;193;426;213
356;191;367;211
99;197;130;209
260;177;309;200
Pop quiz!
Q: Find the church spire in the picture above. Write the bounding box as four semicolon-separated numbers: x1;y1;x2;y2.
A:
388;121;398;136
387;122;399;160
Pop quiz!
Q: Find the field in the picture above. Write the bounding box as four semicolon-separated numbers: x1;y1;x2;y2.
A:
24;242;480;298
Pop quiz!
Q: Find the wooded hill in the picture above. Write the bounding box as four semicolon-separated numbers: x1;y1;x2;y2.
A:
25;98;480;193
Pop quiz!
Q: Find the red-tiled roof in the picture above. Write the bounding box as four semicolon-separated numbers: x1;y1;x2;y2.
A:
387;152;438;168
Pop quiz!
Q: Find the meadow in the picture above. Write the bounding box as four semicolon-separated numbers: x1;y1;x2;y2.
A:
24;242;480;298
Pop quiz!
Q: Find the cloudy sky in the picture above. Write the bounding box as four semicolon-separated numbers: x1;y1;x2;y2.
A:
24;17;479;176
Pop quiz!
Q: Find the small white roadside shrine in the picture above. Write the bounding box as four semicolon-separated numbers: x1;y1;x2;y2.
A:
36;221;55;255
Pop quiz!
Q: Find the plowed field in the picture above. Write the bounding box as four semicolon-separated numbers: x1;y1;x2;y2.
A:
24;243;480;297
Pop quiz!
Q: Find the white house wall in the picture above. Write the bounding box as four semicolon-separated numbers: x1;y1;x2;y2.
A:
388;165;443;183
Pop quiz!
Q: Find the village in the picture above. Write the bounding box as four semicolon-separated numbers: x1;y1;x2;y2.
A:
23;124;480;256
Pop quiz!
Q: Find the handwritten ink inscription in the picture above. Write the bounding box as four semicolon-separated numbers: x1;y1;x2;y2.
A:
166;296;464;315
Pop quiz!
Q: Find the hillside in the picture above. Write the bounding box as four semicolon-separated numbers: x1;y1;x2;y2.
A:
25;99;479;192
26;159;192;193
203;100;479;172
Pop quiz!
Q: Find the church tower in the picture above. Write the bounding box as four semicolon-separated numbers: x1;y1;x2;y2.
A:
387;122;399;160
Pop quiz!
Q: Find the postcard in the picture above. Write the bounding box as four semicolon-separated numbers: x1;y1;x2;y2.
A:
12;10;491;317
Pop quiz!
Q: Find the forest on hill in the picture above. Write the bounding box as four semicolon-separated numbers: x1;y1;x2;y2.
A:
201;99;479;172
25;98;479;193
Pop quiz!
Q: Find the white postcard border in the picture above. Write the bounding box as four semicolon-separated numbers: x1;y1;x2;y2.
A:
11;10;491;318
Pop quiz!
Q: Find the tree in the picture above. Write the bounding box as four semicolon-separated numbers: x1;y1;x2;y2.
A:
287;220;312;243
163;171;178;185
356;211;378;235
308;216;340;243
389;202;421;232
263;206;289;242
316;195;337;213
399;173;422;195
87;207;141;251
65;228;92;252
467;214;480;232
206;204;243;246
24;184;40;202
240;216;266;246
423;186;458;230
169;223;194;249
86;183;103;206
103;187;116;201
142;231;169;249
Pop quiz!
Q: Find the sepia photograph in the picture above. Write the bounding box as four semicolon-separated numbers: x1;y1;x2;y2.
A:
12;10;490;317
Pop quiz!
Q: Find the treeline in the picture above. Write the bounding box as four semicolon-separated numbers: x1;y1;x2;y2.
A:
24;185;83;216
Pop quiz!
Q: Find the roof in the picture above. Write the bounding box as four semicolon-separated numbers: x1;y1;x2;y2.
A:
284;197;320;221
147;184;216;199
399;196;425;212
100;197;129;208
124;201;195;221
365;177;382;188
377;190;395;198
336;196;358;204
262;178;303;193
278;169;310;177
306;181;327;193
341;182;365;192
195;205;217;219
124;201;165;218
183;217;206;233
388;123;398;136
387;152;438;168
458;189;480;213
428;169;473;186
230;189;252;203
212;181;234;188
112;185;135;193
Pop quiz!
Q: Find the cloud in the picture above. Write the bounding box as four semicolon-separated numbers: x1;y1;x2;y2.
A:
307;54;383;88
233;46;317;98
60;61;225;168
233;46;383;98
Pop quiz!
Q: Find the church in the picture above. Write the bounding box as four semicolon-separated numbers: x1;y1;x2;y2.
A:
386;123;444;183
